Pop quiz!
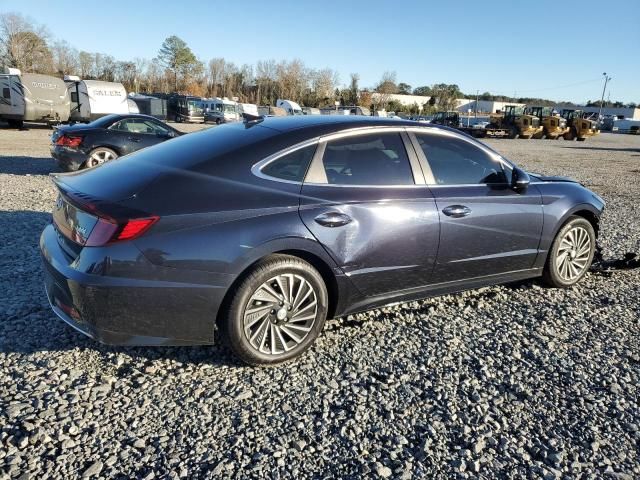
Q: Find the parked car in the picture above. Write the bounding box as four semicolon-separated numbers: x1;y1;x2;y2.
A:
50;113;182;171
40;116;604;365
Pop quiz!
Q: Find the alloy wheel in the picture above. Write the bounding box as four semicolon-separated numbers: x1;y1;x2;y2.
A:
555;226;591;282
87;149;116;168
243;273;318;356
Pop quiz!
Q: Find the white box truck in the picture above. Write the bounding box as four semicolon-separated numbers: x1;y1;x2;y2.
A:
0;68;70;128
64;76;129;122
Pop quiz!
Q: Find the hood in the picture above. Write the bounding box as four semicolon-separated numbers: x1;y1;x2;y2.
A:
529;173;578;183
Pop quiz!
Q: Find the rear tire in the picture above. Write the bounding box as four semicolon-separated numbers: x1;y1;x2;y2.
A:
7;119;24;129
85;147;118;169
542;216;595;288
221;255;328;365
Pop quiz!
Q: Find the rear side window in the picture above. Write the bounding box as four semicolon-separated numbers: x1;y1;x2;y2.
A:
415;133;506;185
3;87;10;99
261;144;316;182
322;132;414;185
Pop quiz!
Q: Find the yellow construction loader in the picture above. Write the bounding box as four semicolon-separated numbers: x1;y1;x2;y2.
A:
525;106;570;139
487;105;543;139
560;109;599;141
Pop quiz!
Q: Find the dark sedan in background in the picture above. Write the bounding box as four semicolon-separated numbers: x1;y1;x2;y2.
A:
50;114;182;171
40;116;605;365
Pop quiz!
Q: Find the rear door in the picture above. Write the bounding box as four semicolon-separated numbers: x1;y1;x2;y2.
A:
109;118;166;154
299;128;440;297
410;129;543;283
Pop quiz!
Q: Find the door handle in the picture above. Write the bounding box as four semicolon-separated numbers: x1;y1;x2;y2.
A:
442;205;471;218
127;137;141;142
314;211;352;228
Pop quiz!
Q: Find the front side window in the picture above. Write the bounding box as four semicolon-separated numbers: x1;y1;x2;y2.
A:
261;144;317;182
111;119;169;135
3;87;9;99
322;132;414;185
416;133;507;185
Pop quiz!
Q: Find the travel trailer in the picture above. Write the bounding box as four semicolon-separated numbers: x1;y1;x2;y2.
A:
202;97;240;124
128;94;167;120
276;99;303;115
0;68;70;128
64;76;129;122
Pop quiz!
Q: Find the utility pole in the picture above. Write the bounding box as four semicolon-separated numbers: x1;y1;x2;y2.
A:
475;89;479;118
598;72;611;120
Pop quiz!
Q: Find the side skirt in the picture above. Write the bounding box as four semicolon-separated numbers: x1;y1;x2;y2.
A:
337;268;543;317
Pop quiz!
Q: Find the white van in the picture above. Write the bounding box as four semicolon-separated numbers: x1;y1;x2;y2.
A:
202;97;240;124
64;76;129;122
0;68;70;128
276;99;303;115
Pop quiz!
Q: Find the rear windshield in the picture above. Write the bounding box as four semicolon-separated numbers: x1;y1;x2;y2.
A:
126;122;277;170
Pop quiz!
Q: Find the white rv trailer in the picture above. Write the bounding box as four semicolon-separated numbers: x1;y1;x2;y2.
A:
64;77;129;122
0;68;70;127
276;99;303;115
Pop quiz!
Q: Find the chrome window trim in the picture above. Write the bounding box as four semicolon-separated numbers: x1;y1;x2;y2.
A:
407;127;515;187
251;137;320;185
303;126;424;187
406;126;515;171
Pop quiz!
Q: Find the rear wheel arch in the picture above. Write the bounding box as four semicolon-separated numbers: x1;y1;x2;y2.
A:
216;248;340;330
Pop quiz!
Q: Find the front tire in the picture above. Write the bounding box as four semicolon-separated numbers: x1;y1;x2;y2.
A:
221;255;328;365
543;216;595;288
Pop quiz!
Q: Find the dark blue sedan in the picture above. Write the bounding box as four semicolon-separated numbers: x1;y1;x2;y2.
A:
50;114;181;171
40;116;605;365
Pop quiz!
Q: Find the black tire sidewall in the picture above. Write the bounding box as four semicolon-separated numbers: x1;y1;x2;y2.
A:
544;216;595;288
223;256;328;365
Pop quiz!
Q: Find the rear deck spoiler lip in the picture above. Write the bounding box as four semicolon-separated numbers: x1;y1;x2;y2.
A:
49;174;151;222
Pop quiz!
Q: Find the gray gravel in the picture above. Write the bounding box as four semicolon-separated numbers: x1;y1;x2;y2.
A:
1;122;639;479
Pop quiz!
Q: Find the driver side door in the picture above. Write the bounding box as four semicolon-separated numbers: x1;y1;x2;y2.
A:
411;130;544;283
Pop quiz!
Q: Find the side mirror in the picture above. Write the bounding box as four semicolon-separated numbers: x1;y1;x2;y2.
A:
511;167;530;191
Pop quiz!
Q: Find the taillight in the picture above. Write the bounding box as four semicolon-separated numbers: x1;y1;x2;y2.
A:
56;135;83;147
85;216;159;247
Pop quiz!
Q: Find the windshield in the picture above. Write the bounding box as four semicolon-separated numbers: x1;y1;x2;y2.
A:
293;109;303;115
224;104;236;114
188;100;203;113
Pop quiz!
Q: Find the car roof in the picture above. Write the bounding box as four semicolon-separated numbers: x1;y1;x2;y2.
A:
254;115;448;134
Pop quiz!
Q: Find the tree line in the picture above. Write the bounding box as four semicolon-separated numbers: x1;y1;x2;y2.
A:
1;12;636;111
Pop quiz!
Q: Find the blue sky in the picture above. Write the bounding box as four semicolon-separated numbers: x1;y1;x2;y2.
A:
2;0;638;103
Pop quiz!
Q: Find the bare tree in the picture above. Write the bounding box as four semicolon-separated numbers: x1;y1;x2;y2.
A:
77;51;93;78
51;40;78;76
0;12;52;72
207;57;226;97
374;71;397;108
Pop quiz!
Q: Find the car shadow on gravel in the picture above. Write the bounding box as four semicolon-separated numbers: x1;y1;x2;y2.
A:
0;156;59;175
0;122;55;131
561;146;640;153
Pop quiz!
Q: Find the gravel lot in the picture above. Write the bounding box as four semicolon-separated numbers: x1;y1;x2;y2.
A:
1;122;638;479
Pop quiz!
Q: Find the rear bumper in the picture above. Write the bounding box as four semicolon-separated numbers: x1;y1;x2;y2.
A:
40;224;232;346
50;146;86;172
